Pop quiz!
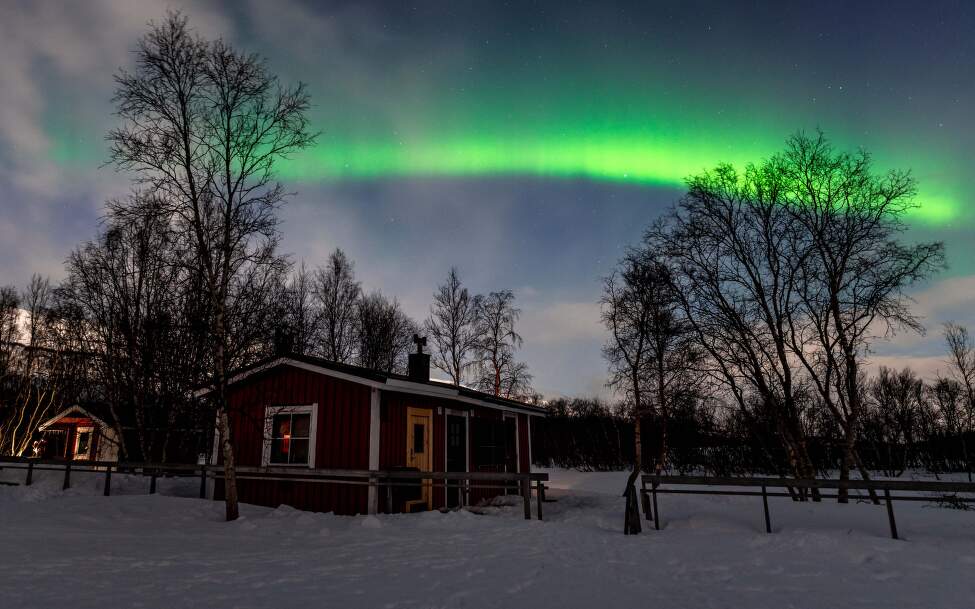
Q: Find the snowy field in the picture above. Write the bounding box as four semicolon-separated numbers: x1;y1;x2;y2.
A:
1;466;974;609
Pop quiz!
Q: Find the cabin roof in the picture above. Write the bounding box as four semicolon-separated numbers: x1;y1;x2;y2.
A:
199;352;547;416
38;404;113;431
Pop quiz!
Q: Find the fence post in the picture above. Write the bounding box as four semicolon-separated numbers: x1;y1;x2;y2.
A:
149;469;157;495
761;485;772;533
521;477;531;520
651;481;660;531
641;478;652;521
884;488;899;540
103;465;112;497
199;465;207;499
25;460;34;486
63;461;72;490
368;473;378;515
535;480;544;521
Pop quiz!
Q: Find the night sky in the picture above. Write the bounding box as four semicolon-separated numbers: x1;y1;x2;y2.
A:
1;1;973;397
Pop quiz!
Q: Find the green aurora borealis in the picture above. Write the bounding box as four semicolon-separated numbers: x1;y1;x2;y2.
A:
38;4;971;228
278;131;962;225
44;89;966;226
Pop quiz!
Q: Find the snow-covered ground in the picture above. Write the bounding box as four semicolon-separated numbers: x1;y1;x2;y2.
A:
1;466;974;609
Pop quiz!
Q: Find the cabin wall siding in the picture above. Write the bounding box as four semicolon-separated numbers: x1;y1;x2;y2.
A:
224;365;371;514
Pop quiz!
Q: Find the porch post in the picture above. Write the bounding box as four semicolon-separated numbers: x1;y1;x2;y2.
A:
368;388;381;515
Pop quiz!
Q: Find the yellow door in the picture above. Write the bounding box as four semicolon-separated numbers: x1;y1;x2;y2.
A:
406;407;433;511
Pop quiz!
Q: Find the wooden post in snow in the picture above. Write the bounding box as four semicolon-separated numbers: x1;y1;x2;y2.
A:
199;465;208;499
761;485;771;533
885;489;899;540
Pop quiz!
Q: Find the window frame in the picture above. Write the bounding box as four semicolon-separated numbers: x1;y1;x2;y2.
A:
262;403;318;468
73;426;94;460
504;413;520;474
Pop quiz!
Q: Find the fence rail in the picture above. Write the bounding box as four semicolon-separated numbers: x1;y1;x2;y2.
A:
640;474;975;539
0;456;549;520
221;465;549;519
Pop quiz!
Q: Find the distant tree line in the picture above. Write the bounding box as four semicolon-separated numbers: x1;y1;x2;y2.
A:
534;344;975;481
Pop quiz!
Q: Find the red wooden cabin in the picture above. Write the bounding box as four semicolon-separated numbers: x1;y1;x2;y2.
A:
207;349;545;515
36;405;120;462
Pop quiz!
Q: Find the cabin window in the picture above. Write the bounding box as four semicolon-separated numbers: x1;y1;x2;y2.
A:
74;427;94;460
412;423;425;454
470;416;517;473
263;404;317;467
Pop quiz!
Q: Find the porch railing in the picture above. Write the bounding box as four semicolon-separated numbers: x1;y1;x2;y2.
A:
220;465;550;520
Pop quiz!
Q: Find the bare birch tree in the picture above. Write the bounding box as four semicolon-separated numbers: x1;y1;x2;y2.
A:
625;247;698;474
601;254;656;534
0;287;19;386
61;198;209;462
650;164;822;490
278;261;320;356
108;12;315;520
781;133;944;501
356;292;417;374
0;276;90;456
425;268;481;385
945;322;975;479
314;249;361;363
474;291;527;396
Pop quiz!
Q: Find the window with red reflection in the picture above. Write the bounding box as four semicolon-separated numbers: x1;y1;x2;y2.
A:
269;412;311;465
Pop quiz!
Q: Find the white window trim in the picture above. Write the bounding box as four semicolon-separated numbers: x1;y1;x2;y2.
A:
262;403;318;468
74;426;94;460
504;413;519;473
367;388;381;515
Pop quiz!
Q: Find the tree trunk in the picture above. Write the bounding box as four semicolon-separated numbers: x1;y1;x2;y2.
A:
655;356;668;474
961;435;972;483
623;415;643;535
214;304;239;522
837;423;855;503
216;405;239;521
852;448;880;505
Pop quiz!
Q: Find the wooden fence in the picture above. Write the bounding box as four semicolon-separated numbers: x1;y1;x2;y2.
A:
0;456;549;520
640;474;975;539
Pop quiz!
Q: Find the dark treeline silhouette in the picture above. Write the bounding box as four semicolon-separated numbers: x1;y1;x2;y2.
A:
533;366;975;480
